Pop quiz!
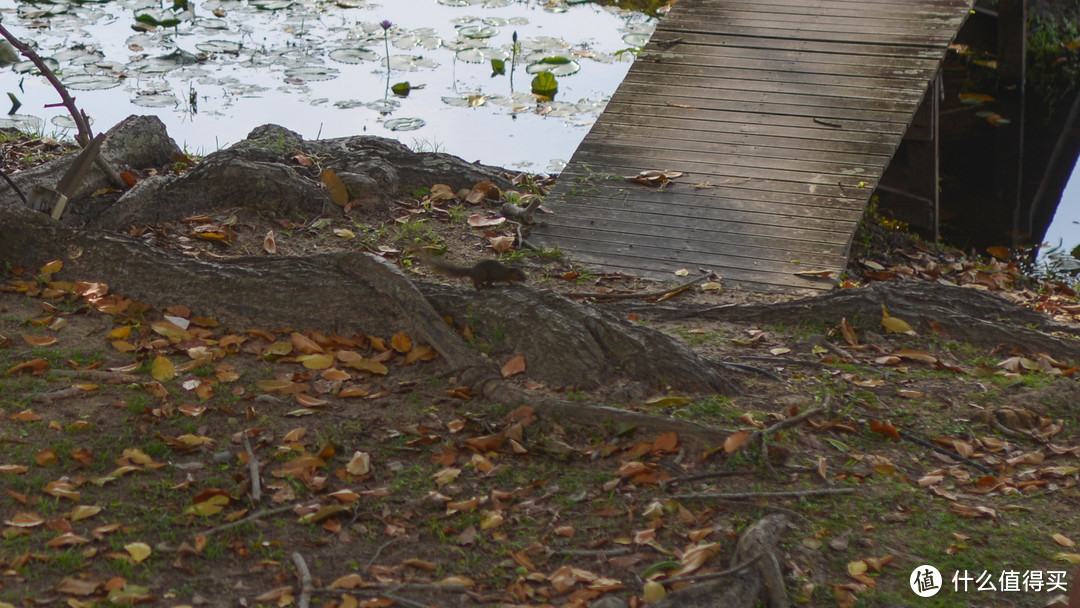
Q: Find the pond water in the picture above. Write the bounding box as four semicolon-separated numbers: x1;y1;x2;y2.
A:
1043;168;1080;258
0;0;658;172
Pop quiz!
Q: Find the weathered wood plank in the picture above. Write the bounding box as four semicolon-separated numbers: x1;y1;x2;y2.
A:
573;144;884;177
611;83;916;121
586;125;897;157
582;132;892;166
628;63;926;102
599;103;908;135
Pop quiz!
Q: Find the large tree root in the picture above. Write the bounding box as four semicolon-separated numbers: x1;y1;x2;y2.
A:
655;514;791;608
655;281;1080;361
0;206;735;410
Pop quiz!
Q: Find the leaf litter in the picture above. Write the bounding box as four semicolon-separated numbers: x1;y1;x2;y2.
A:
1;150;1080;606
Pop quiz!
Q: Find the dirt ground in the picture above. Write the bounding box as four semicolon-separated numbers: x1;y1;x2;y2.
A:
1;136;1080;608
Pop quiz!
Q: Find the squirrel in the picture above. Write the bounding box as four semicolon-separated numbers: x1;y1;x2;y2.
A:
413;249;526;290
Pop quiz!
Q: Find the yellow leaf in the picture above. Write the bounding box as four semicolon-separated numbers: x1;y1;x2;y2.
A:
1052;533;1076;548
344;358;388;375
881;316;915;335
321;169;349;206
1053;552;1080;564
297;353;334;370
644;395;691;408
480;512;504;530
70;505;102;521
151;356;176;381
125;542;152;563
184;494;229;517
40;260;63;274
390;333;412;353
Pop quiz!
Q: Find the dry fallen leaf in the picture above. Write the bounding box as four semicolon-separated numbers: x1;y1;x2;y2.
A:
501;355;525;378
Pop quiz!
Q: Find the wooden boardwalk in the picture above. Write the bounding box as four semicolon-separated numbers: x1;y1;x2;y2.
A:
530;0;974;292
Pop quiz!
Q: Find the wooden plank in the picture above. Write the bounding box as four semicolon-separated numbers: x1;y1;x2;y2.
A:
583;131;892;166
587;124;897;157
574;143;884;177
574;147;882;178
544;197;863;232
641;39;943;72
639;47;942;82
612;83;917;121
681;7;967;28
545;205;854;245
549;175;868;216
630;63;928;100
648;31;945;59
662;11;963;37
658;21;956;46
560;160;872;200
598;104;908;136
623;68;925;105
529;234;841;291
683;1;969;21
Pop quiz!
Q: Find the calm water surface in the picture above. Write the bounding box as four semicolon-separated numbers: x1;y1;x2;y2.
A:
0;0;656;171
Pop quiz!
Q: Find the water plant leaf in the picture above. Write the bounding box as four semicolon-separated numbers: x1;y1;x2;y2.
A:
530;72;557;97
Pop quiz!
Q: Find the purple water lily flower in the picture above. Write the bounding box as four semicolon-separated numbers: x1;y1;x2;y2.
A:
380;19;392;30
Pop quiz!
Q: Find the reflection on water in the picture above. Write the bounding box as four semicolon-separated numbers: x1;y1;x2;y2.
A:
0;0;656;171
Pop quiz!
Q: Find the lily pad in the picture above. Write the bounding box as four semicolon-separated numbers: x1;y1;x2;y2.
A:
366;99;401;112
252;0;296;9
0;115;45;132
132;93;180;108
383;117;425;131
457;25;498;39
456;46;509;64
283;66;340;81
51;115;92;129
393;33;443;51
385;55;439;72
525;57;580;76
334;99;366;109
328;48;379;64
196;40;242;54
621;32;651;47
13;58;60;74
62;73;123;90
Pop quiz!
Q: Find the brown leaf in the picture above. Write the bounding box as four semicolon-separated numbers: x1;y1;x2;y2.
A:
839;318;858;346
723;431;750;453
501;355;525;378
869;420;900;440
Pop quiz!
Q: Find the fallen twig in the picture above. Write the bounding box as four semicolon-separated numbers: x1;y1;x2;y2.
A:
29;387;85;403
365;537;399;572
291;552;312;608
49;369;142;383
675;488;855;500
662;466;815;487
202;504;297;536
662;555;760;584
242;432;262;503
898;430;996;475
749;406;825;446
0;170;26;204
562;272;708;300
